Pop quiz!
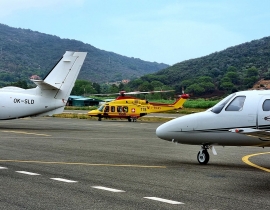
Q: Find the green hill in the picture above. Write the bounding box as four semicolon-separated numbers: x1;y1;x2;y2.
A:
129;36;270;96
0;23;169;86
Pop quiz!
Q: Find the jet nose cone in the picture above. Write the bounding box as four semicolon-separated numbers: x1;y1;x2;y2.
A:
156;123;168;140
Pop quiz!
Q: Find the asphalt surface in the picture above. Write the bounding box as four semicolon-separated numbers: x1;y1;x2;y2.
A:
0;117;270;209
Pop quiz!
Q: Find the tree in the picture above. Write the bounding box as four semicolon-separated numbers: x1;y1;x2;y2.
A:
246;66;258;77
201;82;215;93
227;66;237;72
244;67;259;88
71;80;94;95
9;80;28;89
225;71;239;84
198;76;212;83
138;81;154;92
118;83;125;91
186;84;205;95
220;81;234;91
181;79;194;88
127;78;144;90
151;80;164;88
93;82;101;94
109;84;119;93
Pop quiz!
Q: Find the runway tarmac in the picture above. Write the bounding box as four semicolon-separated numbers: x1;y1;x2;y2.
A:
0;117;270;209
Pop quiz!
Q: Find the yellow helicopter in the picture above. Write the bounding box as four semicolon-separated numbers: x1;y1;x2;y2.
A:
88;91;189;122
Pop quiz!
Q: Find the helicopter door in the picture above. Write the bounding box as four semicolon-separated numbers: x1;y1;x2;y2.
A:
104;106;109;117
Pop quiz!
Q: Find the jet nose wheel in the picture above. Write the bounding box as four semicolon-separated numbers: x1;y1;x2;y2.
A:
197;149;209;164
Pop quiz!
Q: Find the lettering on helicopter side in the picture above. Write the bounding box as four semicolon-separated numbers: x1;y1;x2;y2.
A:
118;113;127;116
13;98;34;104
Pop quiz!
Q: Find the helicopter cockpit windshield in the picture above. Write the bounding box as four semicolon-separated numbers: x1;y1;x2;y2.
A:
98;105;104;112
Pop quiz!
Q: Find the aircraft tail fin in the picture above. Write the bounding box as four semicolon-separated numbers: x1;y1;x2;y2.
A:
32;51;87;99
172;94;189;109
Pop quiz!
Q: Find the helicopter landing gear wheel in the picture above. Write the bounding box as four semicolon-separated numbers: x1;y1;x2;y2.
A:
128;117;131;122
98;115;102;121
197;149;209;165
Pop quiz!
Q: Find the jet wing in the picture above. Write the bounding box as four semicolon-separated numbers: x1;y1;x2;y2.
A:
229;128;270;140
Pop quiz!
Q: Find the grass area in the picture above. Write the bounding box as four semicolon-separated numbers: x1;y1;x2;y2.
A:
184;99;219;109
65;106;95;110
148;98;219;108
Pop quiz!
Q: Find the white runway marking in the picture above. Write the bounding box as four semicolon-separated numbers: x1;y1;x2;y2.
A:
144;197;184;204
50;178;77;183
91;186;125;192
16;171;40;176
0;166;7;169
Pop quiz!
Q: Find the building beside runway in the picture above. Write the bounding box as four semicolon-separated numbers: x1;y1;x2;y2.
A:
67;96;103;107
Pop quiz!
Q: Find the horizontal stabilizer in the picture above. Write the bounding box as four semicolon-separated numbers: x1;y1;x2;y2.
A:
31;80;60;90
229;128;270;140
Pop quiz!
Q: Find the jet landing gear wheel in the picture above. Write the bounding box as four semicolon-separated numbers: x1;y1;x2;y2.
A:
197;149;209;165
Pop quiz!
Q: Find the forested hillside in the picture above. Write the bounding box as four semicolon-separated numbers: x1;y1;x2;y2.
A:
2;22;270;98
0;23;168;87
126;36;270;97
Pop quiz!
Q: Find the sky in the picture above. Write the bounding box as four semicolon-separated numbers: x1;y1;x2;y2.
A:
0;0;270;65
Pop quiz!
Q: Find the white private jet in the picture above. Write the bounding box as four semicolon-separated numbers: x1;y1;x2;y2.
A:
0;51;87;120
156;90;270;164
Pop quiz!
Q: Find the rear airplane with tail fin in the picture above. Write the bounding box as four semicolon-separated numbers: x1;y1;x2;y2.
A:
0;51;87;119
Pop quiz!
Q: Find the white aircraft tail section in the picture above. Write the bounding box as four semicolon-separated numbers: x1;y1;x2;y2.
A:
31;51;87;100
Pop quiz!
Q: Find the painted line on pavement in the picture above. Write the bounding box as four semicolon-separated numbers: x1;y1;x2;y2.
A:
92;186;125;192
0;160;166;168
1;130;51;136
144;197;184;204
0;166;7;169
16;171;40;175
50;178;77;183
242;152;270;172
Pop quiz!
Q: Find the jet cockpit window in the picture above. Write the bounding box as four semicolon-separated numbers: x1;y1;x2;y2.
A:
263;100;270;111
225;96;246;111
211;93;236;114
